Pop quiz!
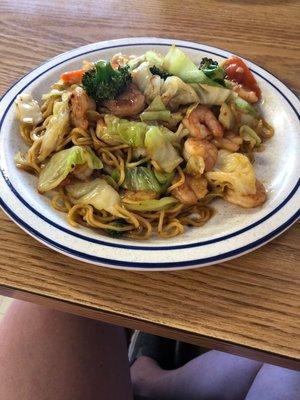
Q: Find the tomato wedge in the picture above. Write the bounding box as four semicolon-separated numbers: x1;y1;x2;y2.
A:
223;56;261;100
60;68;84;84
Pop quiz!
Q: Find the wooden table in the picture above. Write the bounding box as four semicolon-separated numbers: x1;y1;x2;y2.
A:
1;0;299;370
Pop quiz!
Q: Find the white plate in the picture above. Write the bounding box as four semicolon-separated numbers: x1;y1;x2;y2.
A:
0;38;299;271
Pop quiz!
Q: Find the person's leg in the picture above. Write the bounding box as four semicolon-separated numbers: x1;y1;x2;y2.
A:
0;300;133;400
131;350;262;400
245;363;300;400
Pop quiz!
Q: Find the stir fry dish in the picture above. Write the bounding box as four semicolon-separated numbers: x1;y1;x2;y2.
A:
15;46;274;239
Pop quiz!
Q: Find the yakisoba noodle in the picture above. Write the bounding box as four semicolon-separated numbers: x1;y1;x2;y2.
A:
14;46;274;240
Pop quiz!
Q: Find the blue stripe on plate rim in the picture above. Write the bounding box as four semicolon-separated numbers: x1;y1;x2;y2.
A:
0;40;299;267
0;196;299;269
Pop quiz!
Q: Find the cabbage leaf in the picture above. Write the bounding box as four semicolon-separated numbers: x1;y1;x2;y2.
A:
161;76;199;110
218;102;235;129
99;115;148;147
122;167;162;193
144;126;183;173
66;178;120;214
140;96;171;122
145;50;164;68
96;115;124;145
191;84;231;105
162;46;222;86
38;146;102;193
38;93;70;162
99;117;182;172
234;96;258;117
206;150;256;196
124;197;178;212
185;156;206;176
131;62;164;103
113;166;174;194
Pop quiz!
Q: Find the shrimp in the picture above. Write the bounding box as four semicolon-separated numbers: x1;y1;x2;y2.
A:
70;86;96;130
183;137;218;172
212;132;243;152
224;179;266;208
183;105;223;139
233;85;258;103
171;175;208;205
104;83;146;118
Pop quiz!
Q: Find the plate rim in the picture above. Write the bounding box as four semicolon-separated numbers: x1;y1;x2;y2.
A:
0;196;298;271
0;37;299;270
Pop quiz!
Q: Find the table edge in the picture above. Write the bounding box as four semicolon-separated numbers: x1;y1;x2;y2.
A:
0;284;299;371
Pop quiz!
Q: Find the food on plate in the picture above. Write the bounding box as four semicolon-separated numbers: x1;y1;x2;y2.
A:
14;46;274;239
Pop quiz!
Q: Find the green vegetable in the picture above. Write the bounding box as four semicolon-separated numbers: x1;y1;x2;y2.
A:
117;120;148;147
131;62;153;93
99;116;182;172
218;102;235;130
153;170;175;193
122;167;162;193
140;96;184;129
127;54;146;70
82;61;131;103
149;66;172;80
38;146;103;193
239;125;261;148
112;167;174;194
206;151;257;196
103;175;119;190
100;115;148;147
66;178;120;214
105;219;126;238
162;46;222;86
140;110;171;122
128;51;164;71
100;117;182;172
38;93;70;162
144;126;183;173
234;96;258;117
140;96;171;122
185;156;205;176
111;169;120;183
153;170;174;185
145;51;164;68
41;88;65;101
124;197;178;212
145;96;166;111
161;76;200;110
190;84;231;105
97;115;123;145
199;57;226;85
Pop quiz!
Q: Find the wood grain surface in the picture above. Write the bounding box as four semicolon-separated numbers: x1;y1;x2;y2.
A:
0;0;299;369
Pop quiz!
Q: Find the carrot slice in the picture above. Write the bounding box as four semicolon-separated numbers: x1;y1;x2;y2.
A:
61;69;84;84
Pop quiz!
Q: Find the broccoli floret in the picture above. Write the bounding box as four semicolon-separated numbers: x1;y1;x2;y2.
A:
199;57;218;70
105;219;126;238
82;61;131;104
150;66;172;80
199;57;226;85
